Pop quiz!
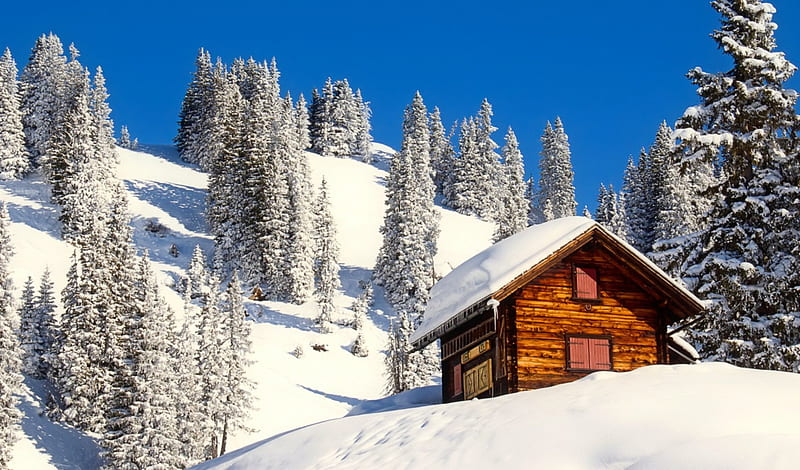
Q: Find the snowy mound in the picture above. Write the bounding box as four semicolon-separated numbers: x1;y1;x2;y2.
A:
193;363;800;470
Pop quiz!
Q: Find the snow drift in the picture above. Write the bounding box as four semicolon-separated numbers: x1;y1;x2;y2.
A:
193;363;800;470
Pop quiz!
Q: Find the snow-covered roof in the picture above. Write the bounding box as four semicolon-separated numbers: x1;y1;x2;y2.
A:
411;216;704;347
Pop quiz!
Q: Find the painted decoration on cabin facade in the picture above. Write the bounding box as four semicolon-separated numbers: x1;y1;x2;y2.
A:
464;359;492;400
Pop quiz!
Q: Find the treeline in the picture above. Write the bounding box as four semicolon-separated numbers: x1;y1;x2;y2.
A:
0;34;256;469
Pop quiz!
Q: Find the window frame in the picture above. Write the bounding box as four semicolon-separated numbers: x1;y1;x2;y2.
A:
565;334;613;372
572;264;601;303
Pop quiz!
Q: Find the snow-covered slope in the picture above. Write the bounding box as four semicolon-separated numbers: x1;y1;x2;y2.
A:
3;143;495;468
193;363;800;470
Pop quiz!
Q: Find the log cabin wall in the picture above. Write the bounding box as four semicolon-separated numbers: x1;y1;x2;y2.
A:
511;242;665;391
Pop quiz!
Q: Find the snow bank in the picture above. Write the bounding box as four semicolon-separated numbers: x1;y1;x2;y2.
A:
193;363;800;470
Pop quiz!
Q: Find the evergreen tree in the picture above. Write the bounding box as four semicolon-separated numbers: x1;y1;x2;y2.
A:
493;127;529;242
18;273;56;379
309;78;334;156
20;33;67;166
196;274;227;460
682;0;800;370
218;272;255;456
314;178;340;333
429;107;454;195
117;125;131;149
295;93;311;151
187;244;211;300
535;117;577;221
173;306;205;465
103;252;183;469
353;89;372;162
36;268;57;379
176;48;213;165
0;48;30;179
0;203;21;469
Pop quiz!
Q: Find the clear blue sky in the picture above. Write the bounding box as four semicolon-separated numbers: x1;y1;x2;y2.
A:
2;0;799;210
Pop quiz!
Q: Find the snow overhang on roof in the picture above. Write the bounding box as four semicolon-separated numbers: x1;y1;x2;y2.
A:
410;216;705;349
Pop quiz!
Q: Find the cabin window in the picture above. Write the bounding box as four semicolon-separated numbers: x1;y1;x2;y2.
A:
573;265;599;300
566;335;612;371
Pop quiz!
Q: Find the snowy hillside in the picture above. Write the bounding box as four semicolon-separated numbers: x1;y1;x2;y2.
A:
194;363;800;470
3;143;495;468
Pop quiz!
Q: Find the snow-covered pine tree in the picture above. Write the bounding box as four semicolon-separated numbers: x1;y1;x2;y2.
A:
187;244;211;300
309;78;334;156
353;88;372;162
18;273;56;379
350;282;371;357
375;93;440;390
196;274;227;460
621;153;648;251
117;125;131;149
0;202;21;469
682;0;800;370
280;94;316;304
173;304;205;465
20;33;67;167
535;117;577;221
295;93;311;150
176;48;213;165
102;251;184;470
89;66;118;184
640;121;674;249
313;177;340;333
493;127;529;242
596;182;630;239
218;272;255;456
36;268;57;379
429;106;454;195
327;79;358;157
0;48;30;179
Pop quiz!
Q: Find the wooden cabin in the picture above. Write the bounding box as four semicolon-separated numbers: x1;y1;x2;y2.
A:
410;217;705;403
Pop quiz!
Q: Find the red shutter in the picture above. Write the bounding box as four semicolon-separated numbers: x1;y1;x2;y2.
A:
588;338;611;370
453;364;462;396
575;266;598;299
568;337;589;369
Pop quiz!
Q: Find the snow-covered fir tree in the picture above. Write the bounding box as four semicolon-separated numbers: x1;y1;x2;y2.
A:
0;203;21;469
376;93;440;391
218;272;255;456
0;48;30;179
595;183;628;239
295;93;311;150
20;33;67;166
174;305;205;465
102;251;184;470
176;48;213;166
117;125;131;149
196;273;228;460
534;117;577;222
429;106;455;195
18;272;56;379
350;281;372;357
682;0;800;370
493;127;529;242
187;244;211;300
313;178;340;334
353;88;372;162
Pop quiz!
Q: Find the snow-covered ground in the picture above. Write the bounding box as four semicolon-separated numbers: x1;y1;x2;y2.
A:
2;143;494;468
193;363;800;470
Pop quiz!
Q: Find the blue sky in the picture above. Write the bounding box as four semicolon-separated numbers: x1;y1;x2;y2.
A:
2;0;799;210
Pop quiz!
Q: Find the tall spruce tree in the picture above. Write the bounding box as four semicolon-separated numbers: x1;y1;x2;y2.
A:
376;93;440;391
0;48;30;179
20;33;67;166
493;127;529;242
313;178;340;333
429;106;454;195
176;48;214;165
0;203;21;469
682;0;800;370
535;117;577;222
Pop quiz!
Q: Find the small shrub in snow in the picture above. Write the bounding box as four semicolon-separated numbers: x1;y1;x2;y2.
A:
292;345;304;358
143;218;169;237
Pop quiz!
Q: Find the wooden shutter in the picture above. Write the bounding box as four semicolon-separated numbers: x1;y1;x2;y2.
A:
575;266;598;299
453;364;462;396
588;338;611;370
568;336;589;369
